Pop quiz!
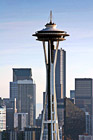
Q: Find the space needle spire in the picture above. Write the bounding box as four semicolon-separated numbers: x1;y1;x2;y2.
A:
33;11;69;140
50;10;52;23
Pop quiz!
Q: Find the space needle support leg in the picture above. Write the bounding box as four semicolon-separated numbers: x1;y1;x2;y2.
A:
50;40;59;140
41;41;60;140
54;41;60;140
47;40;52;140
40;41;48;140
43;41;48;65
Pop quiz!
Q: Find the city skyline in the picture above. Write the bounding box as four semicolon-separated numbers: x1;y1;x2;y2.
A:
0;0;93;107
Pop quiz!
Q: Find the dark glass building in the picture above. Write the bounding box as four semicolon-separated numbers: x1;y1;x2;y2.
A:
57;99;64;127
3;98;17;131
64;98;86;140
13;68;32;82
75;78;93;134
17;80;36;126
0;127;41;140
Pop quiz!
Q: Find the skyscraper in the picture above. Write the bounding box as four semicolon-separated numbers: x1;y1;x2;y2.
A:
10;68;36;126
17;80;36;126
13;68;32;82
55;48;66;99
10;68;32;104
3;98;17;130
64;98;85;140
75;78;93;135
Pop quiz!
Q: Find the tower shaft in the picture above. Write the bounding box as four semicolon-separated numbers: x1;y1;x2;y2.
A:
41;40;59;140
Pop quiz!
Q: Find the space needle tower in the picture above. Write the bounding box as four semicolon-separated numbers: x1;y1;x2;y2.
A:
33;11;69;140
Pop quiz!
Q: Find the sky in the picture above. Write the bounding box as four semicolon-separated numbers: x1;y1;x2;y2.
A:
0;0;93;116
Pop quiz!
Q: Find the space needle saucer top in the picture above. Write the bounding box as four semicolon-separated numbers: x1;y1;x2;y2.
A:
33;11;69;41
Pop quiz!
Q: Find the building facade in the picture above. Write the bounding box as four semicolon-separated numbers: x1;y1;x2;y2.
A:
0;127;41;140
3;98;17;131
57;99;64;127
10;82;18;104
0;106;6;131
70;90;75;99
55;48;66;99
75;78;93;135
64;98;86;140
85;112;90;134
14;113;28;131
13;68;32;82
17;80;36;126
10;68;36;126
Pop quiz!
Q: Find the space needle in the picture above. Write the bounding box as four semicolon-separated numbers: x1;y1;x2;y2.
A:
33;11;69;140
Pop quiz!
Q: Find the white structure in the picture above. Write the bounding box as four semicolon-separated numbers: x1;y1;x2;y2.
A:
14;113;28;131
0;106;6;131
33;11;69;140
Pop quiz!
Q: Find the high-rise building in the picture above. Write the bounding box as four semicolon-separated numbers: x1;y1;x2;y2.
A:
75;78;93;135
3;98;17;130
13;68;32;82
64;98;86;140
17;80;36;126
10;68;32;101
55;48;66;99
57;99;64;127
0;106;6;131
10;82;18;104
10;68;36;126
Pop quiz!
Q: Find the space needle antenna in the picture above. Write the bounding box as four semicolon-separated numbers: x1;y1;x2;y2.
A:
50;10;52;23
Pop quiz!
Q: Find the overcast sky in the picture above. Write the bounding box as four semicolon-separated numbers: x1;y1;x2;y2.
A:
0;0;93;110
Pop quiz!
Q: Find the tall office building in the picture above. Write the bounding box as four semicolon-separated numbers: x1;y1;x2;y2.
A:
17;80;36;126
10;82;18;104
55;48;66;99
3;98;17;130
10;68;36;126
10;68;32;102
64;98;85;140
13;68;32;82
75;78;93;135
